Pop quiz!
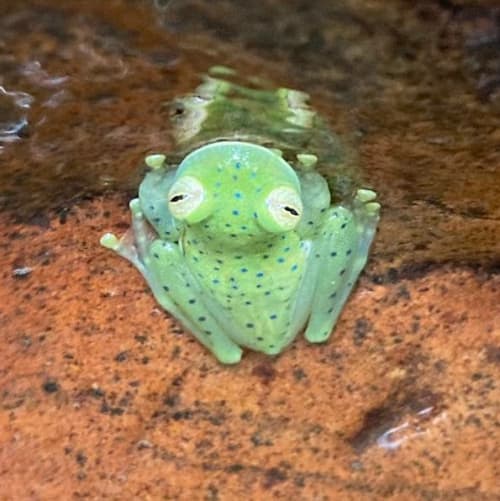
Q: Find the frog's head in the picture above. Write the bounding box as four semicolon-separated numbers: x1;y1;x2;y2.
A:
167;141;303;247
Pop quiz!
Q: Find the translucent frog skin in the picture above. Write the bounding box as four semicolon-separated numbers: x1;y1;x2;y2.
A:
101;72;380;364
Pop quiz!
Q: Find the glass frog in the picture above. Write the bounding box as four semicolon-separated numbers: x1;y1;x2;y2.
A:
101;68;380;364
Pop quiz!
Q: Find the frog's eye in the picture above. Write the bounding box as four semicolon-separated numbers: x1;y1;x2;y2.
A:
258;186;303;232
168;176;208;222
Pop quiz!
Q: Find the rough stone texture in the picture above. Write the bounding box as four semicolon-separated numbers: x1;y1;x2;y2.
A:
0;0;499;499
1;200;499;499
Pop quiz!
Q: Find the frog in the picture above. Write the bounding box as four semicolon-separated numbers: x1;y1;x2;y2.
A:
101;68;380;364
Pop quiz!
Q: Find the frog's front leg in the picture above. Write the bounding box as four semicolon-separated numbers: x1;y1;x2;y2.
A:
101;199;243;364
139;155;181;241
305;189;380;343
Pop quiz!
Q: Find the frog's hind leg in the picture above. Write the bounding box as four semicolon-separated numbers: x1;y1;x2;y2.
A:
304;189;380;343
101;199;243;364
146;240;243;364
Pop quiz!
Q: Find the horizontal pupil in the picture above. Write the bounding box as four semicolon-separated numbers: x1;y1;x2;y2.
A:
284;206;299;216
170;194;185;203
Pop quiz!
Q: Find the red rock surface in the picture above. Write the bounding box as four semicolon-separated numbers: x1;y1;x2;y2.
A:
1;200;498;499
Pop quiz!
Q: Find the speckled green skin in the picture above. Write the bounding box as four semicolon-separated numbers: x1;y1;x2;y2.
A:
101;72;380;363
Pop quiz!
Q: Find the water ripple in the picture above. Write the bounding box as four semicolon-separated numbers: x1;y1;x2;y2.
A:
0;85;33;146
376;406;447;451
20;60;69;88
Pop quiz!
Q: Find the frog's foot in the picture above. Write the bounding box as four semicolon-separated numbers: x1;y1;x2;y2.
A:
354;189;380;221
277;88;315;128
304;190;380;344
100;198;154;275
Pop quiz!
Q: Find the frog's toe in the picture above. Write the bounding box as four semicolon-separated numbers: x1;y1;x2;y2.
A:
354;189;380;220
145;154;166;170
305;324;332;344
100;232;120;250
214;346;243;365
365;201;381;216
129;198;142;215
101;229;142;265
356;189;377;203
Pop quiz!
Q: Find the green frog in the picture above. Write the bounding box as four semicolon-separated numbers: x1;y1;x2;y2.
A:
101;68;380;363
